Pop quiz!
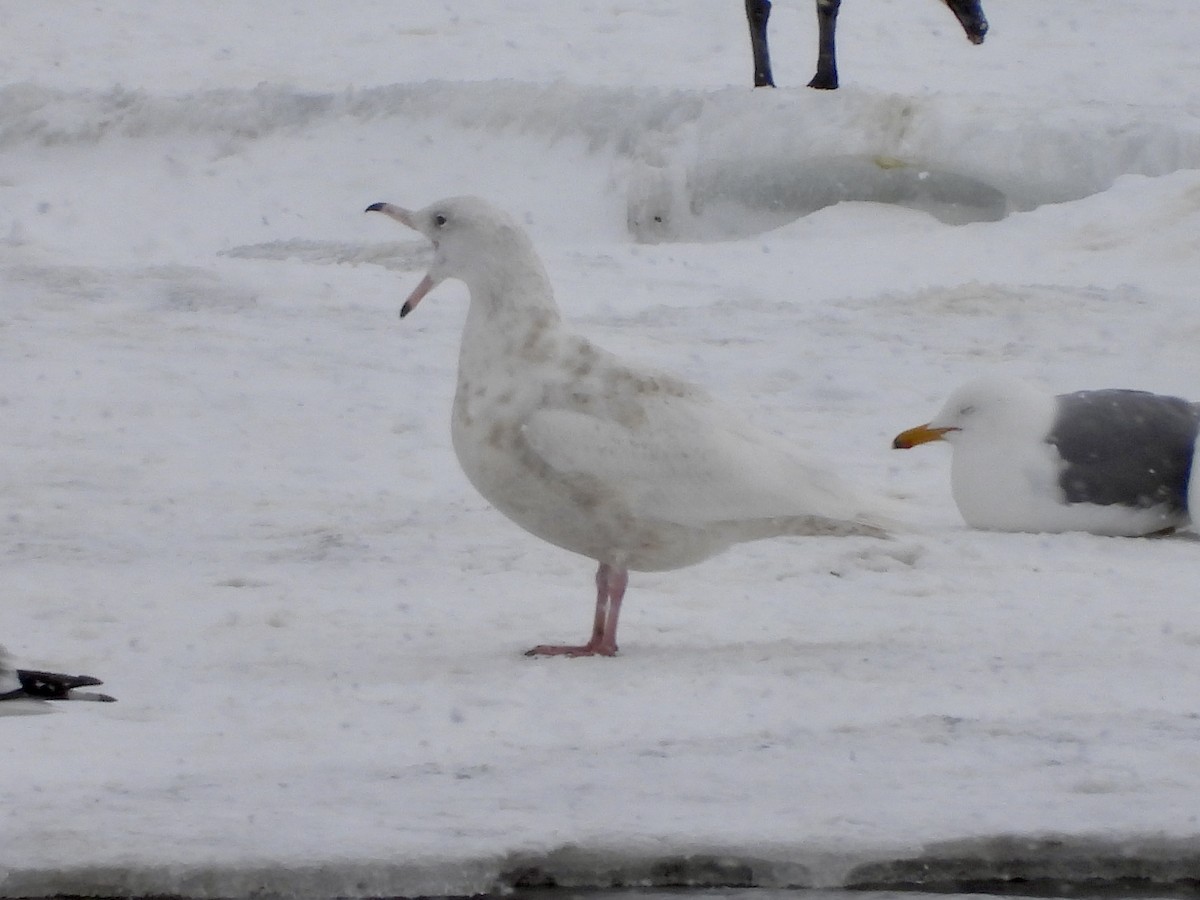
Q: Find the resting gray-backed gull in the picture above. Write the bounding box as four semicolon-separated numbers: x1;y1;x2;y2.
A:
893;374;1200;536
366;196;890;656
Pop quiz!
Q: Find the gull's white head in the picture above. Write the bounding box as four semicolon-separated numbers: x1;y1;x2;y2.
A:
893;374;1051;449
893;374;1063;532
366;195;545;319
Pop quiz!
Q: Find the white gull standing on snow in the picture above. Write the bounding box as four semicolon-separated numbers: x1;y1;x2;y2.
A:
366;195;890;656
0;645;116;715
892;374;1200;536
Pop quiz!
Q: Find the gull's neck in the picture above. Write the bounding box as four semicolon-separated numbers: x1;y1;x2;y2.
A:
455;251;566;388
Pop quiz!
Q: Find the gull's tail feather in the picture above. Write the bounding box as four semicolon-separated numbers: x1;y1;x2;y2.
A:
716;514;891;544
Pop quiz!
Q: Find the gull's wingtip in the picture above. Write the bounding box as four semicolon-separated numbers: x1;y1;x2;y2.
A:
13;669;117;702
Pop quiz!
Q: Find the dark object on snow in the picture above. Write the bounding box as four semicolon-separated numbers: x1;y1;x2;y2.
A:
0;647;116;703
745;0;988;90
6;669;116;702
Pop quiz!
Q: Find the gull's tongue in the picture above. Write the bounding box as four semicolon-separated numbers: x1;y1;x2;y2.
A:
400;273;436;319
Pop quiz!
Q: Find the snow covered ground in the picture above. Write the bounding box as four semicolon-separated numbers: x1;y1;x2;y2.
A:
4;1;1200;896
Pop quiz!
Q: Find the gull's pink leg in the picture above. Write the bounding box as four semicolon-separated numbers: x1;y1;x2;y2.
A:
587;563;610;644
526;563;627;657
592;566;627;655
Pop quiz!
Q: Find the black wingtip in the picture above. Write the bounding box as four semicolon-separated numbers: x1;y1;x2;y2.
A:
365;202;386;213
16;669;113;701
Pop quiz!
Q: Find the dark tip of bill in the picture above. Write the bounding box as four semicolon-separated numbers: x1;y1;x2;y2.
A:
399;303;412;319
365;202;385;213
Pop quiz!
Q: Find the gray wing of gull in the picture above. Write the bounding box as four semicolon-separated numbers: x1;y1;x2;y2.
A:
1049;390;1200;512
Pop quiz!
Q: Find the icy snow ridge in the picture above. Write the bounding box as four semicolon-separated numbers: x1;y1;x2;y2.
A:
4;82;1200;240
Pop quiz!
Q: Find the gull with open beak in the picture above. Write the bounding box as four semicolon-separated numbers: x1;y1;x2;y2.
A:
367;196;891;656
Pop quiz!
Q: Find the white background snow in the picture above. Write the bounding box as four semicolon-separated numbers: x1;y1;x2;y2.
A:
4;0;1200;896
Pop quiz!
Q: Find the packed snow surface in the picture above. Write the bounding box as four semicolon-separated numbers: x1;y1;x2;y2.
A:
3;1;1200;897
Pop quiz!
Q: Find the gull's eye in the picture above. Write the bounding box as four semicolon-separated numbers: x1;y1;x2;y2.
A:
433;213;448;228
959;404;976;417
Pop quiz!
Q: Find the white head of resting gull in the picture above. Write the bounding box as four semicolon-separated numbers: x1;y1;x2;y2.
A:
0;645;115;714
892;374;1200;536
366;196;890;656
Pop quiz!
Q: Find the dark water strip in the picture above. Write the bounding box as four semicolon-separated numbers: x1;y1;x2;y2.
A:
7;836;1200;900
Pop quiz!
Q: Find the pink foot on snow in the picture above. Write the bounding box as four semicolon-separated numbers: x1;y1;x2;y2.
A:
525;641;618;658
524;562;627;658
